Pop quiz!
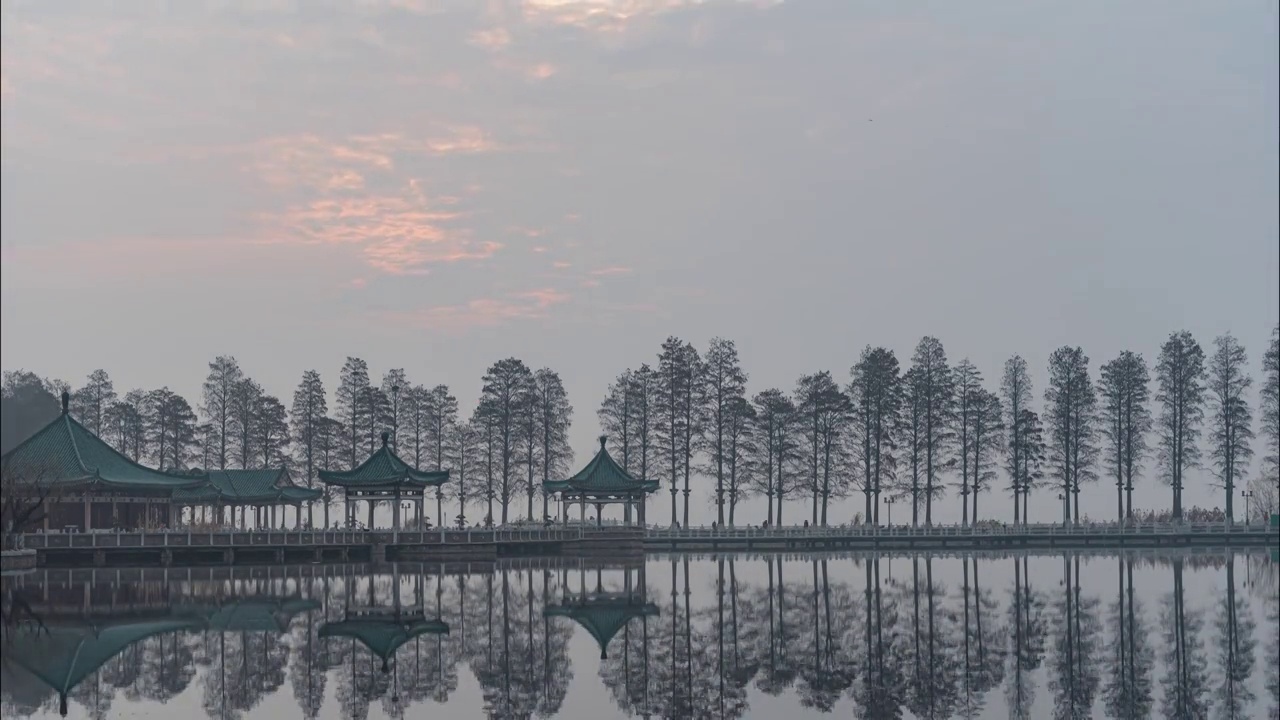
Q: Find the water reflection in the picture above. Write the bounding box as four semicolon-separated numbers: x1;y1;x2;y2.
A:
1;551;1276;720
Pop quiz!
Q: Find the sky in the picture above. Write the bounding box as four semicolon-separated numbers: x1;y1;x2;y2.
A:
2;0;1278;525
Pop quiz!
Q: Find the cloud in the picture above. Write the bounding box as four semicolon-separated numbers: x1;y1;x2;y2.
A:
588;265;632;276
383;287;571;330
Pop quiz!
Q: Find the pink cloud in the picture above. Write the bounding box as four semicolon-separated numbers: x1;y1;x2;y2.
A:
382;287;571;330
589;265;632;276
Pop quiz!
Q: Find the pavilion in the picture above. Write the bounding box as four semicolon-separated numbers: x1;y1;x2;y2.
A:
543;436;659;526
317;432;449;530
545;563;657;659
172;468;321;530
0;391;320;532
3;596;319;716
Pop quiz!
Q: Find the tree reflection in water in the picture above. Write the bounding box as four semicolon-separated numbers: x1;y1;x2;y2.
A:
2;551;1277;720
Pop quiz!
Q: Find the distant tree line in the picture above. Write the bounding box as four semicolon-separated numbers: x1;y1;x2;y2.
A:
1;324;1277;527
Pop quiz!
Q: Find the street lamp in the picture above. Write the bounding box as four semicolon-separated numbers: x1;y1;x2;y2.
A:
1057;493;1068;528
883;496;896;528
1241;490;1254;525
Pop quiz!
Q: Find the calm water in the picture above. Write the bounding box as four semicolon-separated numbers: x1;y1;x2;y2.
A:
2;551;1277;720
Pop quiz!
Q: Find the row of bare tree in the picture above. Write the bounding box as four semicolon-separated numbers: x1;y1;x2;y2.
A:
600;328;1279;526
3;324;1276;527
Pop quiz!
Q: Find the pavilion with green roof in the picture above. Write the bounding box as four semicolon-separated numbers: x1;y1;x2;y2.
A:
3;595;319;716
0;391;320;532
545;562;657;660
318;431;449;530
544;435;659;526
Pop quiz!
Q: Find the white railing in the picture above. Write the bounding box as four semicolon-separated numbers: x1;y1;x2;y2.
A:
643;521;1279;541
17;525;617;550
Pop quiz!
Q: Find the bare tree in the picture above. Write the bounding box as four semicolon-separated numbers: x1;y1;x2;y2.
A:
381;369;410;451
1045;346;1098;524
335;357;370;469
848;346;902;525
701;337;747;525
1208;333;1253;522
254;393;290;470
795;371;850;526
1;458;62;548
1099;351;1152;522
1258;326;1279;509
358;384;391;455
1155;331;1207;521
909;337;955;525
722;395;756;525
230;377;263;469
290;370;328;525
1002;356;1034;525
967;388;1004;525
70;369;116;436
657;337;702;526
750;388;797;525
599;369;636;470
106;390;147;461
200;356;244;470
145;387;199;471
426;384;458;526
534;368;573;522
481;359;534;524
315;416;343;528
446;420;481;527
954;359;983;526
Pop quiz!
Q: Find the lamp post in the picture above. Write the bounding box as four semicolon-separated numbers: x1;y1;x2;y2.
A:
401;501;412;531
884;496;896;528
1241;490;1254;525
1058;493;1067;528
391;384;401;451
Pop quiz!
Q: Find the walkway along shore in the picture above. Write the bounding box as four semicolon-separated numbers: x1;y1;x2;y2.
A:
6;521;1277;570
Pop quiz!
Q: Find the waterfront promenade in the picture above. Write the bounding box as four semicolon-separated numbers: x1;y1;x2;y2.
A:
6;519;1276;570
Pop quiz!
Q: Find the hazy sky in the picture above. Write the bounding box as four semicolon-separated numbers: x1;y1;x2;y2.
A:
2;0;1277;524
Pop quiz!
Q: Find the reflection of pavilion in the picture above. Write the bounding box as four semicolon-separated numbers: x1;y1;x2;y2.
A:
544;564;658;660
317;564;450;712
3;596;318;717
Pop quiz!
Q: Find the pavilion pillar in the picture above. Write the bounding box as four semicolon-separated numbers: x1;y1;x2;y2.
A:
639;495;646;526
417;497;424;530
624;499;632;525
83;500;91;531
580;497;586;524
270;505;276;529
394;487;401;530
111;498;118;529
596;504;603;527
368;498;375;530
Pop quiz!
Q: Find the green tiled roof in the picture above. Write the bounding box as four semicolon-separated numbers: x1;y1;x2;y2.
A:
4;595;319;712
544;436;659;496
319;614;450;670
172;469;322;504
0;401;205;492
544;594;659;659
318;432;449;489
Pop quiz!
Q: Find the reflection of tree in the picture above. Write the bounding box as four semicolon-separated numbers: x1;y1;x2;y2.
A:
1005;556;1046;720
289;579;331;719
756;555;799;697
1214;557;1256;719
857;556;904;720
956;556;1005;718
897;555;959;719
1161;558;1211;720
1103;557;1153;719
470;568;572;719
796;558;856;710
1049;555;1102;720
705;558;752;718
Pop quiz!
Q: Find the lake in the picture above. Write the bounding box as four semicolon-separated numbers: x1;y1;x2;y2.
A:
2;550;1276;719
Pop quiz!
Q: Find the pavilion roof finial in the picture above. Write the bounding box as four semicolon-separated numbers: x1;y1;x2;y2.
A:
381;431;390;448
598;434;607;451
61;390;70;415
